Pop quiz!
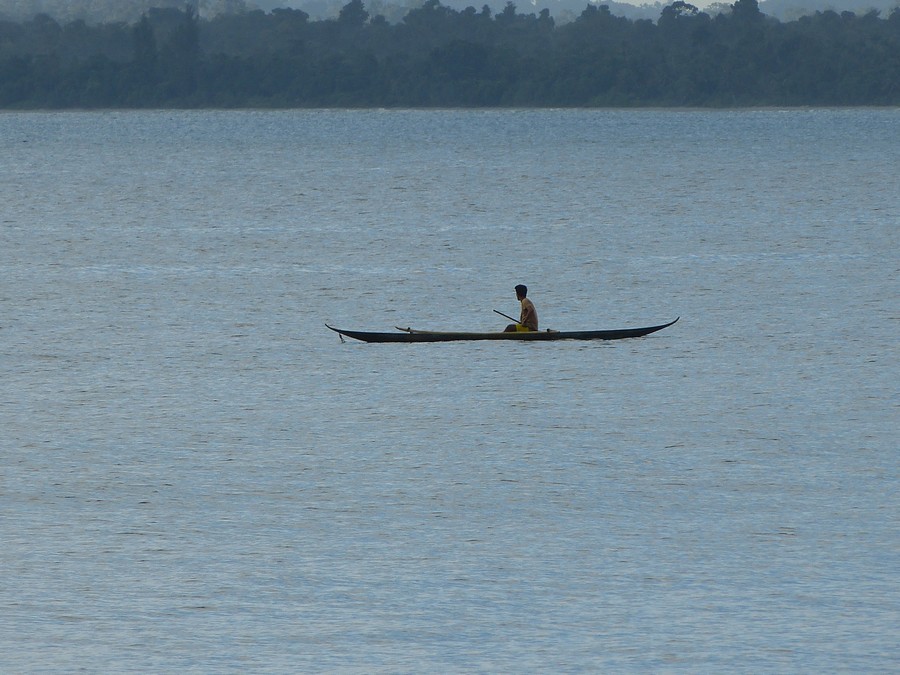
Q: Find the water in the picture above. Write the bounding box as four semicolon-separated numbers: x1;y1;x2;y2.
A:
1;109;897;672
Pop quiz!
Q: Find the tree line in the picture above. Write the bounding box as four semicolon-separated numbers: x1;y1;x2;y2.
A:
1;0;899;108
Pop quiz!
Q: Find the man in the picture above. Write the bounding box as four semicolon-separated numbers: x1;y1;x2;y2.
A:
504;284;538;332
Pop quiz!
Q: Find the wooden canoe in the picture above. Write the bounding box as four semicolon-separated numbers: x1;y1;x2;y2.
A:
326;317;678;343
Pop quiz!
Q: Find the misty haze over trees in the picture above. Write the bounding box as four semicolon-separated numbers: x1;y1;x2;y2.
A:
3;0;900;23
1;0;899;107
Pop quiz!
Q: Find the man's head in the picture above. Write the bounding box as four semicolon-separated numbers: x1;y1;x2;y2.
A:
515;284;527;300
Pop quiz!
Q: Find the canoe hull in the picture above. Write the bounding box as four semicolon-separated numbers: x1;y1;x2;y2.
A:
326;318;678;343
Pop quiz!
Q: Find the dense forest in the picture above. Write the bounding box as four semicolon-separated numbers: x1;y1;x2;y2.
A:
1;0;899;108
4;0;900;25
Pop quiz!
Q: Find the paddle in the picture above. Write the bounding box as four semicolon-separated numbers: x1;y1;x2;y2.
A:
493;309;519;324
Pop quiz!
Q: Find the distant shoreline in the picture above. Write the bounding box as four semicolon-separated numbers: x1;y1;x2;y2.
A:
3;2;899;109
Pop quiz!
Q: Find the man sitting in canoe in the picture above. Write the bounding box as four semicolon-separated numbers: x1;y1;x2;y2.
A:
504;284;539;332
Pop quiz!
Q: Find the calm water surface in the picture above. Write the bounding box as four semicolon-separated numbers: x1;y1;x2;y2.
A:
1;109;898;672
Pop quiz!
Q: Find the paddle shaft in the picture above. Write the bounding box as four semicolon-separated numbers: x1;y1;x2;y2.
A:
493;309;520;324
